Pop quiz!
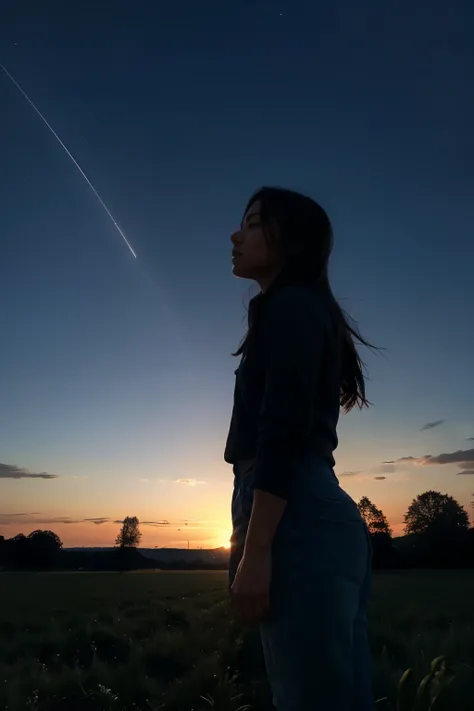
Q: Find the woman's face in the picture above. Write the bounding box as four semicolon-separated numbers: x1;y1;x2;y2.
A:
230;200;283;287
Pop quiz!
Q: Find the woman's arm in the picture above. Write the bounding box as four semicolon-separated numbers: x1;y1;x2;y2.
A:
231;489;286;624
244;489;287;556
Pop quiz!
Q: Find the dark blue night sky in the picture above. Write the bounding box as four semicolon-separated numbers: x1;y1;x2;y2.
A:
1;0;473;547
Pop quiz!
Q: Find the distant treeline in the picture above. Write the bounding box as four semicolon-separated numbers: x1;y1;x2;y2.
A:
1;490;473;572
0;532;230;572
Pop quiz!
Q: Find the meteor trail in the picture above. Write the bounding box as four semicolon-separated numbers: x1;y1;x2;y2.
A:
0;62;137;259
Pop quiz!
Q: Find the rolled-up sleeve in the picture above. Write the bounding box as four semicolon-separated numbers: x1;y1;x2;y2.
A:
254;296;327;499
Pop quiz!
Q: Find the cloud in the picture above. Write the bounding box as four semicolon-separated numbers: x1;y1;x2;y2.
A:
383;450;473;466
338;470;389;481
1;516;170;528
384;448;474;475
467;437;474;441
38;517;111;526
0;515;80;525
0;463;58;480
420;420;444;431
339;464;401;481
456;470;474;476
0;514;111;526
175;478;206;486
419;449;473;466
375;464;396;474
113;520;170;527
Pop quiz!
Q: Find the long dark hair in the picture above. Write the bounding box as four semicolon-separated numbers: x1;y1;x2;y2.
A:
234;186;378;413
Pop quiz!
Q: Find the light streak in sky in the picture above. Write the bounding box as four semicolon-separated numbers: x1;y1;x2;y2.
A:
0;62;137;259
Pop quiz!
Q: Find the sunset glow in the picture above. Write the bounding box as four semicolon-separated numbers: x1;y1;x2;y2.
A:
1;6;473;554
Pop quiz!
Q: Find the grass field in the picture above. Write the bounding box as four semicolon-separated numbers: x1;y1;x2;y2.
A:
1;570;474;710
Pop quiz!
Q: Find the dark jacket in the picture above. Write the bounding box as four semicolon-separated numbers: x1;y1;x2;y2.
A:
224;280;342;499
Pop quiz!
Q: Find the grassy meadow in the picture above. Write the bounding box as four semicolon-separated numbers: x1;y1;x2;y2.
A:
1;569;474;710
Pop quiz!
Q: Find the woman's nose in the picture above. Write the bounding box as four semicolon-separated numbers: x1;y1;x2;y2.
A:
231;231;241;245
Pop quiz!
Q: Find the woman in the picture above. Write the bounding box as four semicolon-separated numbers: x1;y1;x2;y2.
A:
225;187;376;711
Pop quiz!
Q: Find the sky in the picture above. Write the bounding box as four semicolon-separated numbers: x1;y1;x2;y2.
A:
1;0;473;548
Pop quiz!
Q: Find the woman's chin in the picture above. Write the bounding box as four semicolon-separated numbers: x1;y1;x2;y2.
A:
232;263;248;279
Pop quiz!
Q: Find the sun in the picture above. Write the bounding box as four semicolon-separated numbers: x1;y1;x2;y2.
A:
219;531;232;549
215;528;232;549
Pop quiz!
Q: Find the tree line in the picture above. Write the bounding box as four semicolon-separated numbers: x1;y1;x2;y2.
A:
1;492;473;571
0;530;63;569
358;490;474;568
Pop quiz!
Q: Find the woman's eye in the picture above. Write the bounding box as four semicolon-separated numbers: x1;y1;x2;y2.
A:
248;222;260;229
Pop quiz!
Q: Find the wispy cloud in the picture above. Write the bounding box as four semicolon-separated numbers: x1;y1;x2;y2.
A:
1;514;174;529
456;470;474;476
113;520;170;527
0;514;110;526
467;437;474;441
0;514;220;532
384;448;474;476
420;419;444;431
383;456;417;464
0;463;58;480
375;464;396;474
339;468;392;481
175;478;206;486
384;448;474;467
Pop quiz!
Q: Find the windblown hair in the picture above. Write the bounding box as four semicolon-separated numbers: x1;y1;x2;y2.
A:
234;186;378;412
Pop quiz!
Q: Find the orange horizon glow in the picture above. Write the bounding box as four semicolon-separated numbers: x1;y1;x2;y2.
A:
0;514;408;549
0;484;472;550
0;520;234;550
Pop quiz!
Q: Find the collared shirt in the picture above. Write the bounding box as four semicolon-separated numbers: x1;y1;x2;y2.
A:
224;280;341;499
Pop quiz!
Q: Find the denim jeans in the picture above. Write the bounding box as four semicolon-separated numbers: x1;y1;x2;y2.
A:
229;456;375;711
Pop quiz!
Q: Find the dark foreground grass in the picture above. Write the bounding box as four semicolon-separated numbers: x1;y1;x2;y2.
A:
1;570;473;710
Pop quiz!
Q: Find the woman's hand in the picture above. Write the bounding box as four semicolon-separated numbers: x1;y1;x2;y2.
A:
230;548;272;624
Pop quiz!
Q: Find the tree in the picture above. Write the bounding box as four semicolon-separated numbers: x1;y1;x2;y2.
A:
358;496;394;568
404;491;469;539
27;530;63;568
7;533;28;567
27;530;63;548
115;516;142;549
358;496;392;536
